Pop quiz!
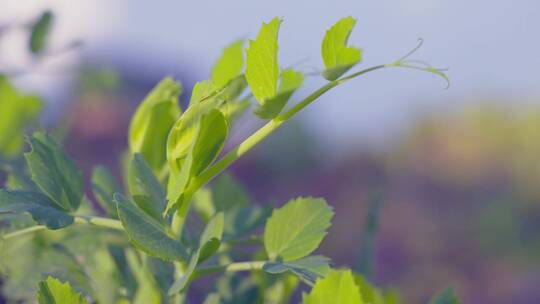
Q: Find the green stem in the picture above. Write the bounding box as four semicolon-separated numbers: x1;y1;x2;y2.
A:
193;261;266;278
190;64;387;192
1;215;123;240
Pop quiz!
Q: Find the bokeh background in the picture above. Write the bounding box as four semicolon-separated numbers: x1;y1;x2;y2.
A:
2;0;540;303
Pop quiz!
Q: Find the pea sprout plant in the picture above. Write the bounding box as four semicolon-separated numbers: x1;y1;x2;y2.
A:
0;16;458;303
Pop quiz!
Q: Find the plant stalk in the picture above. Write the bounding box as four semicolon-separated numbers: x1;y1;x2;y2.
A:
1;215;123;240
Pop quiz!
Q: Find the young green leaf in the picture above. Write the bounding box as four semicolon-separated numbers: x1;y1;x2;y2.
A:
114;193;188;262
303;270;363;304
190;80;218;106
212;40;245;88
429;287;461;304
167;109;229;213
37;276;87;304
25;132;84;212
263;255;331;285
245;17;281;105
264;197;333;261
321;17;363;81
0;190;74;229
198;212;224;263
254;68;304;119
128;77;182;172
29;11;54;54
0;76;43;158
91;165;121;218
128;154;167;221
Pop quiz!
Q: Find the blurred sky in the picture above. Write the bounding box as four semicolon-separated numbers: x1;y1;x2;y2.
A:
1;0;539;152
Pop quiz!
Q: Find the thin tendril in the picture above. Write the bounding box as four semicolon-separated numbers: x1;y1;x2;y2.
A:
396;38;424;63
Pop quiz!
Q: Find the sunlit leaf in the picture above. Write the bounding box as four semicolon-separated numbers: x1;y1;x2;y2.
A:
264;197;333;261
212;40;245;88
166;109;228;213
302;270;363;304
245;17;281;105
128;77;182;172
37;276;87;304
321;17;362;81
254;68;304;119
25;132;84;212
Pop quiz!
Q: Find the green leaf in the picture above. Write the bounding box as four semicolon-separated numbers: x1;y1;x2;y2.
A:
190;80;218;105
128;77;182;172
212;40;245;88
0;190;73;229
198;212;224;263
166;109;228;213
264;197;333;261
254;68;304;119
245;17;281;105
128;154;167;221
263;255;331;284
91;165;121;218
302;270;363;304
114;193;188;262
25;132;84;212
429;287;460;304
37;276;87;304
167;249;199;295
321;17;363;81
168;212;224;295
0;76;42;158
353;274;384;304
29;11;54;54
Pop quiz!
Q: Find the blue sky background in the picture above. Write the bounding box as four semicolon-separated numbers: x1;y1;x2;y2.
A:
2;0;539;152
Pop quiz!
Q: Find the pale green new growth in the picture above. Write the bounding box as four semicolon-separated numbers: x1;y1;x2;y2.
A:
37;276;88;304
128;77;182;172
245;17;281;105
303;270;364;304
255;68;304;119
212;40;245;88
264;197;333;261
322;17;362;80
